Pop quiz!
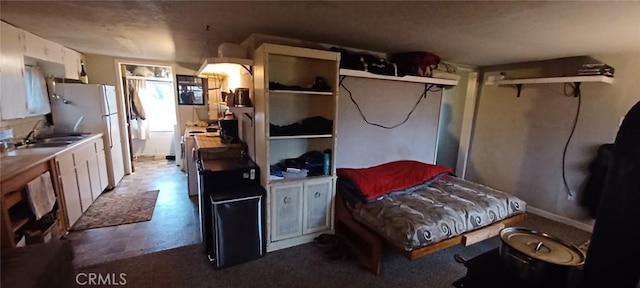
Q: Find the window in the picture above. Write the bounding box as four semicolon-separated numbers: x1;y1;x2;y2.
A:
143;80;176;132
24;65;50;115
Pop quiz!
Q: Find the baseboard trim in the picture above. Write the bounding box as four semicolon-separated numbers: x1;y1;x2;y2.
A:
526;206;594;233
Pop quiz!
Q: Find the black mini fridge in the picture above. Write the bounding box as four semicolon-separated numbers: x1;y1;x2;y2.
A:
197;158;266;268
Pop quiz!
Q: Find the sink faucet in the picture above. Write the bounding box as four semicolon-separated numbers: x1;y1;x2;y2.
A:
24;119;43;144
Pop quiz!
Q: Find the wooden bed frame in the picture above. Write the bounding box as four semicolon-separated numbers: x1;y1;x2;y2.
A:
334;193;526;275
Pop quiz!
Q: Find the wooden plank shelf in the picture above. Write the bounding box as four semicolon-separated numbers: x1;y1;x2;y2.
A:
485;75;614;86
340;68;459;86
11;217;29;232
269;134;333;140
268;174;334;184
268;90;334;96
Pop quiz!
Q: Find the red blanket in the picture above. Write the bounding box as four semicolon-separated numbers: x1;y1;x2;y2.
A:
337;160;453;201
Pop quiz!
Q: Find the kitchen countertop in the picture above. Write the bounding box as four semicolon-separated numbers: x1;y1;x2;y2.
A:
194;134;245;151
184;125;218;138
0;133;103;183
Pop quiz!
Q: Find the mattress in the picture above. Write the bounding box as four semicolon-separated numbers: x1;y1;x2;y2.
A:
349;175;526;251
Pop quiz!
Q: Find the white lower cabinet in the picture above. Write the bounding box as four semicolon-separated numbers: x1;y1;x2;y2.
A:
303;179;333;234
271;183;304;241
97;150;108;192
268;177;334;251
75;163;92;212
87;157;101;201
56;152;83;227
55;137;108;227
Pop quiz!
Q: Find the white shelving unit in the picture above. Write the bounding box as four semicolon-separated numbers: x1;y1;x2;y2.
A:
254;44;340;252
340;68;459;86
485;75;614;97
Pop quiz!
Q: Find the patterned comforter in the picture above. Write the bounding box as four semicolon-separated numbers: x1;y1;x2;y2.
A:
350;175;526;251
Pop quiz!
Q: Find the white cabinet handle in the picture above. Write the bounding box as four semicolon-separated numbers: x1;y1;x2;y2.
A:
284;196;291;204
314;192;321;198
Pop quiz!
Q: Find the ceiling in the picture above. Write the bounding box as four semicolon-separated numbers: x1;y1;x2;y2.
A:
2;1;640;67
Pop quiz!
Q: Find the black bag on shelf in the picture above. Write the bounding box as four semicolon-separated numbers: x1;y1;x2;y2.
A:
360;54;397;76
329;47;365;71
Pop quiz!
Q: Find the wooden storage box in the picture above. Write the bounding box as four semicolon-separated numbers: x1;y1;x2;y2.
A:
25;219;57;245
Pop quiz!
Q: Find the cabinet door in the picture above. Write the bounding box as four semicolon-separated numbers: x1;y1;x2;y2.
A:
271;183;303;241
97;150;109;192
24;32;64;63
186;137;198;196
76;162;93;212
0;22;28;119
46;42;64;64
87;156;102;200
56;154;82;227
24;32;48;60
63;48;81;80
303;178;333;234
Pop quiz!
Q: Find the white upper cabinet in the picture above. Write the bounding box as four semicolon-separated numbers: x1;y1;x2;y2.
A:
63;48;82;80
0;21;83;119
24;31;65;64
0;22;29;119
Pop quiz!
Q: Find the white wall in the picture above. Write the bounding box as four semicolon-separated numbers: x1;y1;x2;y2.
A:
468;53;640;226
436;70;470;171
84;54;199;168
336;77;443;168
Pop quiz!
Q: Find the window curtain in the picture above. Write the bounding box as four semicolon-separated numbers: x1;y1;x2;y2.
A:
24;65;51;115
127;79;148;140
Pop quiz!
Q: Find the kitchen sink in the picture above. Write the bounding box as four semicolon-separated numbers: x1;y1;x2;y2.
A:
37;135;86;142
26;141;73;147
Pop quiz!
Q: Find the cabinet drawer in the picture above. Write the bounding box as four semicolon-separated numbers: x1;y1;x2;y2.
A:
73;144;96;165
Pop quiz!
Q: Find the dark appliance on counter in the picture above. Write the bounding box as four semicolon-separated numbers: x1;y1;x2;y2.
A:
218;119;239;143
197;157;266;269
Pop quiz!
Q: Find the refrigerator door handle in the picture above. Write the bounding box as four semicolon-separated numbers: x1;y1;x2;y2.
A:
108;116;113;148
104;86;111;115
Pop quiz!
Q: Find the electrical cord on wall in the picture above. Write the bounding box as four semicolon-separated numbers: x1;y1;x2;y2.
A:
561;83;582;198
339;77;435;129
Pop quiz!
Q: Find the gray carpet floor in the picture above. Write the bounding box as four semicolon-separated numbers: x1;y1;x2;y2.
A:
75;214;591;288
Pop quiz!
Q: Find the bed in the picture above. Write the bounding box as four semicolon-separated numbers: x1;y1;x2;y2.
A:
335;160;527;275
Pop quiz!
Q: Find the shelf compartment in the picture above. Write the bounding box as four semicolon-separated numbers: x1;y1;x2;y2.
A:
340;69;459;86
269;174;335;184
11;217;30;233
269;134;333;140
269;90;334;96
485;75;614;86
5;190;23;209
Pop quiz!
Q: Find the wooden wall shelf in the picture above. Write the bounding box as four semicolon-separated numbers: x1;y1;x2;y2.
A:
485;75;614;98
485;75;614;86
340;69;459;86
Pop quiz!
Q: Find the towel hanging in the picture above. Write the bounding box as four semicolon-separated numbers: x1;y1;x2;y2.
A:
26;171;56;220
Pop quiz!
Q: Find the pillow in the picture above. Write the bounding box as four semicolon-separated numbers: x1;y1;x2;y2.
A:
337;160;453;201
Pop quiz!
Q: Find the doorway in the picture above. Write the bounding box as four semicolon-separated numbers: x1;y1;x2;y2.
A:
119;63;179;169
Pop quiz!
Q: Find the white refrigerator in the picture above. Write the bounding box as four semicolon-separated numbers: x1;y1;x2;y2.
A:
51;83;125;189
